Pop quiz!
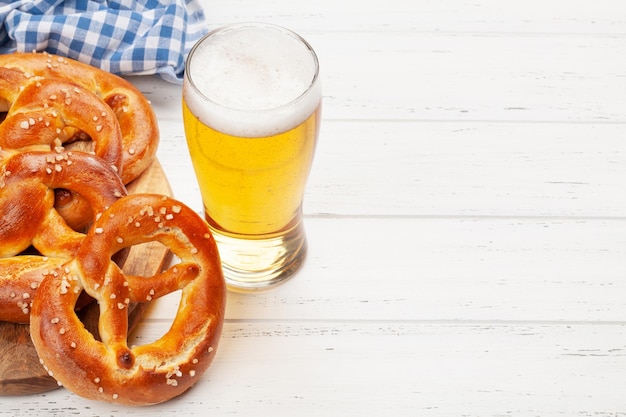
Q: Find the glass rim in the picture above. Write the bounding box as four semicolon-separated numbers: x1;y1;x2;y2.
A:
184;22;320;115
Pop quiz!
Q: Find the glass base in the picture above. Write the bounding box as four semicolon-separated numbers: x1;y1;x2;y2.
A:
208;220;307;292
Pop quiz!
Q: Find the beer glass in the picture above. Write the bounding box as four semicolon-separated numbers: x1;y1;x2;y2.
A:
182;23;321;291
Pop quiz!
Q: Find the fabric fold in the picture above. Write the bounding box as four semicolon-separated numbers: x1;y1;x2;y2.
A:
0;0;208;83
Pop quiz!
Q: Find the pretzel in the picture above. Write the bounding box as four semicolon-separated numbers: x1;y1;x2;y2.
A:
0;255;67;324
0;70;123;172
0;51;160;229
0;52;159;183
30;194;225;405
0;149;126;258
0;149;127;323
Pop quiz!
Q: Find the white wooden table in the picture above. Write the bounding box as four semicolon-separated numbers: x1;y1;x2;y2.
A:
3;1;626;415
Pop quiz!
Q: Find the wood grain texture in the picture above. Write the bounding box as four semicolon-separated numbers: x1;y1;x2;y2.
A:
3;322;625;416
0;160;172;396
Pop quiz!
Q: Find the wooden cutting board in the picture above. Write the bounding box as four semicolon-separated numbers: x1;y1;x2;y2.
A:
0;159;173;396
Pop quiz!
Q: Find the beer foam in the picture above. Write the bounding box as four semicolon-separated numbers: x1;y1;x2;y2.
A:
184;23;321;138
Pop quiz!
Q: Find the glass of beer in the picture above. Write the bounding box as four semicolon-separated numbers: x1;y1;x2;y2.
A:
182;22;321;292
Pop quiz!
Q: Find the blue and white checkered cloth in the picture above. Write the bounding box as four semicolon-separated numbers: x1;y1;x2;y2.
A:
0;0;208;83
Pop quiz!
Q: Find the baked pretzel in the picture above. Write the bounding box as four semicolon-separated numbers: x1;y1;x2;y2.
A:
0;149;126;258
0;52;159;184
0;149;127;323
30;194;225;405
0;71;123;172
0;51;159;229
0;255;78;324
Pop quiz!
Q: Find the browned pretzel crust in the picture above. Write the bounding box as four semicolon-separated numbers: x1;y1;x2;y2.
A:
0;71;123;174
0;52;159;183
0;149;126;258
30;194;225;405
0;51;159;230
0;149;127;323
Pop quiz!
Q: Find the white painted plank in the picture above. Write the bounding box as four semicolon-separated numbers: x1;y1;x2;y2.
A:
145;217;626;323
199;0;626;35
306;121;626;217
314;32;626;122
2;323;625;416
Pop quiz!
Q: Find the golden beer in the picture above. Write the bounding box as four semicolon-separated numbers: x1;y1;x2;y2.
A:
183;23;321;291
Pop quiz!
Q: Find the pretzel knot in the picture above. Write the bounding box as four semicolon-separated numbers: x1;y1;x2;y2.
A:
0;51;160;230
0;149;126;259
0;52;159;184
0;71;123;174
0;149;127;323
30;194;226;406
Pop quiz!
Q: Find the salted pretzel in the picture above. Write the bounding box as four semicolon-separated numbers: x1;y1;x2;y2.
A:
0;70;123;171
0;51;160;229
30;194;225;405
0;71;126;230
0;149;126;258
0;149;127;323
0;255;67;324
0;52;159;183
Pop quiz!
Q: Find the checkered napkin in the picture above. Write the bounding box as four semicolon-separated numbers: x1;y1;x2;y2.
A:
0;0;208;83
